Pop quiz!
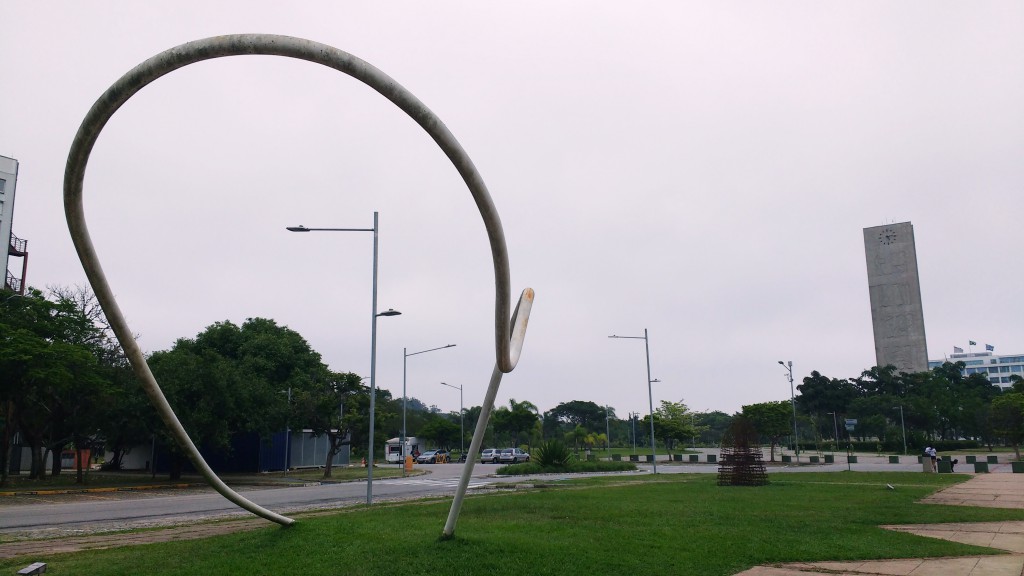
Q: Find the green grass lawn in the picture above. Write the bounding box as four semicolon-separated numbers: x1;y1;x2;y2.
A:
4;472;1023;576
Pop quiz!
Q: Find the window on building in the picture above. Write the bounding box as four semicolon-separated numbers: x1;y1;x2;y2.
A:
1012;366;1022;373
1000;366;1010;373
0;178;6;193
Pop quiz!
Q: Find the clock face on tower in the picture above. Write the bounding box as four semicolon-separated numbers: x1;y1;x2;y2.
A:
878;228;897;245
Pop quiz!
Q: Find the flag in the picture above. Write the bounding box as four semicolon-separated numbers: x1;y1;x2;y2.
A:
986;344;994;351
969;340;977;346
953;346;963;353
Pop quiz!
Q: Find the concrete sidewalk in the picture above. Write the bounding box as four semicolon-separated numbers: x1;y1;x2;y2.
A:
736;474;1024;576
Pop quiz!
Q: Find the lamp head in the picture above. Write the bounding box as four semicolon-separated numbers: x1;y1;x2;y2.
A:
286;225;310;232
377;308;402;317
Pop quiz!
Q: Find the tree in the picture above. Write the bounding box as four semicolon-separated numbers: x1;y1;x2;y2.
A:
990;393;1024;461
0;288;110;482
741;401;792;461
291;372;367;478
419;416;460;450
641;400;696;455
148;318;329;479
546;400;606;431
491;398;539;448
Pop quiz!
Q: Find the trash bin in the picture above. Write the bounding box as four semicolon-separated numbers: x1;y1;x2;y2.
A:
612;454;622;461
966;455;977;464
1011;461;1024;473
974;462;989;473
810;456;819;463
888;456;900;464
987;455;998;464
922;459;932;473
404;455;414;472
824;455;834;464
707;454;717;463
938;460;952;473
782;455;792;463
672;454;682;462
689;454;698;463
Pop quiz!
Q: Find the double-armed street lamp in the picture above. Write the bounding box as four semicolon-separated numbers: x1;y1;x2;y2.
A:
402;344;456;473
287;212;401;505
778;360;799;462
609;330;659;474
440;382;464;456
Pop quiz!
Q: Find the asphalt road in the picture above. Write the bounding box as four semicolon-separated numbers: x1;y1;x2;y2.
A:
0;463;517;535
3;451;1013;536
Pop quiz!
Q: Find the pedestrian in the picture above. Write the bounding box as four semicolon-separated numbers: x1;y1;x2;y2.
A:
926;446;938;472
950;458;958;473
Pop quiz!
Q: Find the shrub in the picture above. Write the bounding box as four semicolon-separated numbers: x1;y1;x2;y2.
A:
536;440;571;468
496;460;637;476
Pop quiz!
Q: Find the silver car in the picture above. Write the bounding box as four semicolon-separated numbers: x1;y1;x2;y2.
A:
480;448;499;463
498;447;530;464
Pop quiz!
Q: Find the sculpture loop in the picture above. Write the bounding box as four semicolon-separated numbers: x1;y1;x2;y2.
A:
64;34;532;527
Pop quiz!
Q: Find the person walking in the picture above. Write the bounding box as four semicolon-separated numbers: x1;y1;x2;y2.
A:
925;446;938;472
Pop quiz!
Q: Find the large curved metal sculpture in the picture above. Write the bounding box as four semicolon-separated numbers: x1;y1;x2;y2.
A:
63;34;533;532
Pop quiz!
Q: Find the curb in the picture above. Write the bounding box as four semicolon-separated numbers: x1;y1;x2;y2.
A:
0;483;201;497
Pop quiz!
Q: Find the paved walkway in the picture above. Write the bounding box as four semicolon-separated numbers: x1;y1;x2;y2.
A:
736;474;1024;576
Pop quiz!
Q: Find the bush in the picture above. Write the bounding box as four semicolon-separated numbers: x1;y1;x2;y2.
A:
535;440;571;467
496;460;637;476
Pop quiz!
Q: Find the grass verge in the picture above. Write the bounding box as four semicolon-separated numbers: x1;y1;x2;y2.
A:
3;472;1022;575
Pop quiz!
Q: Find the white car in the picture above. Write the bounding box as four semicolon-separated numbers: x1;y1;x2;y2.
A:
498;447;530;464
480;448;500;463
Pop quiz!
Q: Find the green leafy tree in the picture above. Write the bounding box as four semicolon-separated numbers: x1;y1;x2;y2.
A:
291;372;367;478
0;288;109;481
419;416;461;450
492;398;539;448
741;401;792;461
990;393;1024;461
148;318;329;479
640;400;696;455
547;400;607;431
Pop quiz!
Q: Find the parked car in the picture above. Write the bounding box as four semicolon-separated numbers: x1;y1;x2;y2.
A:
416;449;450;464
498;447;530;464
480;448;500;463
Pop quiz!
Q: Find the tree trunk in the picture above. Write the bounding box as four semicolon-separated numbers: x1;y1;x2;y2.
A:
322;431;345;479
169;454;183;481
49;447;63;477
29;445;44;479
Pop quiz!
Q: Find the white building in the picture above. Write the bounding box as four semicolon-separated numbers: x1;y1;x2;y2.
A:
1;155;26;293
928;351;1023;390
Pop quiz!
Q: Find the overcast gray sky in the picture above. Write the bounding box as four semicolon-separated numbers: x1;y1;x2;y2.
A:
2;2;1022;421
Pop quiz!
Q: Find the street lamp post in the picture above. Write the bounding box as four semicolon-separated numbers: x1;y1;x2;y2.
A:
893;405;907;455
778;360;799;462
609;330;658;473
287;212;401;505
827;411;839;448
440;382;464;456
629;412;637;453
605;406;611;454
403;344;456;474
